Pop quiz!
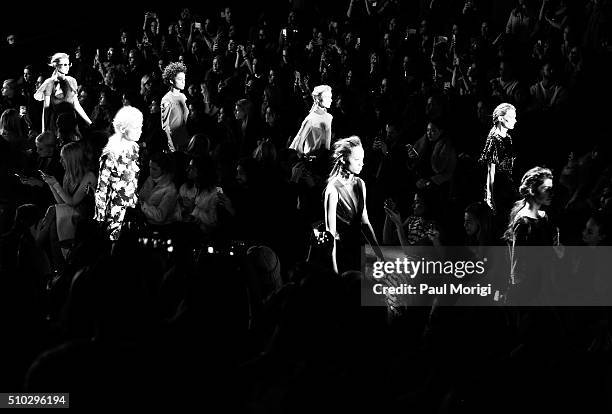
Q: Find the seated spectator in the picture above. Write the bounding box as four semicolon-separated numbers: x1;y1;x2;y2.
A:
246;245;282;304
77;87;96;116
538;0;569;36
411;119;457;218
17;65;37;103
1;79;26;113
186;133;211;160
564;45;585;92
1;107;26;145
18;132;64;207
177;157;201;219
558;212;612;305
490;60;527;108
200;81;220;119
528;62;569;114
140;98;165;156
261;105;287;150
370;120;414;209
383;191;441;246
186;102;207;136
138;152;181;226
234;98;261;156
90;90;115;133
505;0;536;46
583;211;611;246
0;204;49;285
55;112;81;147
463;201;494;256
38;142;96;270
188;158;234;237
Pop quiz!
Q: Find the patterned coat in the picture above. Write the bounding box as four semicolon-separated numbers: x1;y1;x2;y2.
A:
94;139;140;240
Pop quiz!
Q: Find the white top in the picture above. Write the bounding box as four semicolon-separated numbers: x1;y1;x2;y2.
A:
289;107;333;154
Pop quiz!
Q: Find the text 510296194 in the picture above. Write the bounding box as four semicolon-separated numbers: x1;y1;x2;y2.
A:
0;393;69;408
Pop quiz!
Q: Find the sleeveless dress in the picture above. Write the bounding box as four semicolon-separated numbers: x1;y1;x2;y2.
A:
330;177;364;274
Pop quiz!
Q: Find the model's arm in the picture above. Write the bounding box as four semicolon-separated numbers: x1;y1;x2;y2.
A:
73;97;92;126
94;155;114;221
325;186;340;274
42;95;50;133
323;116;332;150
160;97;177;151
360;179;384;260
486;163;496;210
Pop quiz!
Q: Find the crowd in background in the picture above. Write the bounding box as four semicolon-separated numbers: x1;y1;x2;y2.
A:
1;0;612;410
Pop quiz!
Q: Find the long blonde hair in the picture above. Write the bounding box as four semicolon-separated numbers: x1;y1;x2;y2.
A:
60;142;88;192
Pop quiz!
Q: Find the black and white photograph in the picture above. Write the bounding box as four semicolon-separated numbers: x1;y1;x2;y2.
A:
1;0;612;410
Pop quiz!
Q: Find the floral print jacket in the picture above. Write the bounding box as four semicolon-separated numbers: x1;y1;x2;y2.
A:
94;142;140;240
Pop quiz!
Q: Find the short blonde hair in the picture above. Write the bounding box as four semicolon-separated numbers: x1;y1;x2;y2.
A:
312;84;331;101
49;52;70;67
112;106;143;141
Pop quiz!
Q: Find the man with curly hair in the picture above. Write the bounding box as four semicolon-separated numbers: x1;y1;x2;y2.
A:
161;62;189;152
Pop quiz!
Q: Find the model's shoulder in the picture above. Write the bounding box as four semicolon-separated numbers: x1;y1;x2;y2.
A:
65;75;78;86
325;179;340;194
487;131;502;141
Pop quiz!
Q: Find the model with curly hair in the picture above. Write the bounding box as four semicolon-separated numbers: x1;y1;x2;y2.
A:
161;62;189;152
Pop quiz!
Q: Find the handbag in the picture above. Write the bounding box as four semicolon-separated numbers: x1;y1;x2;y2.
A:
306;220;334;263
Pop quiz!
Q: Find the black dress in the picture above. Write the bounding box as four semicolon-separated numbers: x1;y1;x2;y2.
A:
479;131;516;217
507;214;556;305
330;177;364;274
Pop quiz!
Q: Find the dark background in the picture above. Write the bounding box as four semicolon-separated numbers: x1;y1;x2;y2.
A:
1;0;523;62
